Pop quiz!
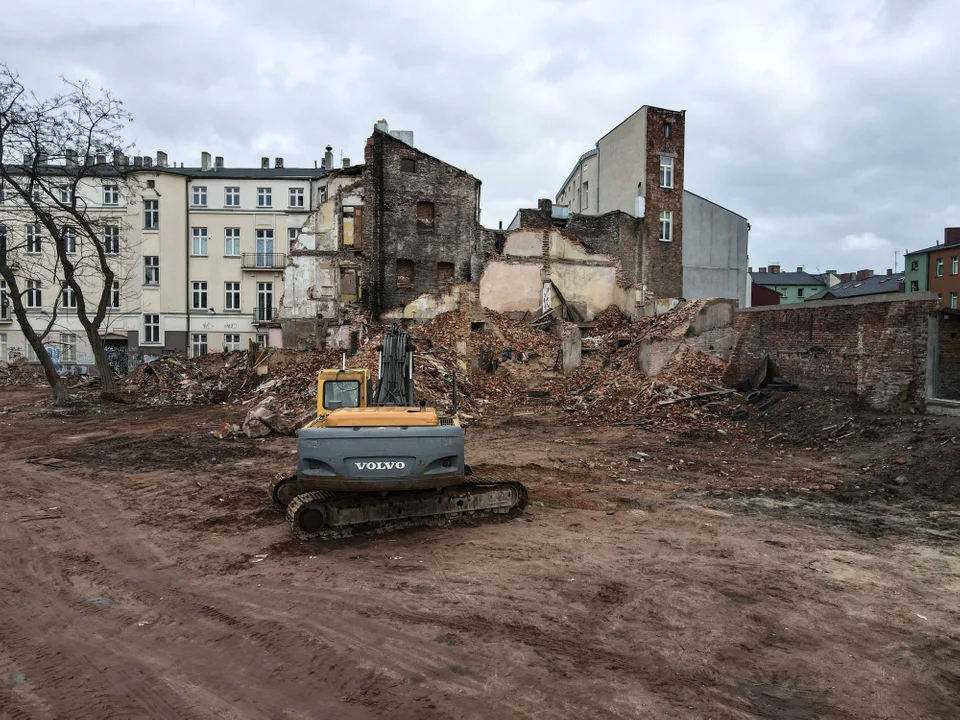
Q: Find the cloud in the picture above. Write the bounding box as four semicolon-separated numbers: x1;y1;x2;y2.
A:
1;0;959;277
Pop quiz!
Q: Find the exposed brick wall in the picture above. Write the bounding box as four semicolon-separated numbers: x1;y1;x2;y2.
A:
727;296;938;410
938;311;960;399
363;130;480;316
642;108;685;298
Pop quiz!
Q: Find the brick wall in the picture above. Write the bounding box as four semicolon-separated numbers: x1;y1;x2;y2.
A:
727;295;938;410
642;107;684;298
363;130;480;316
938;311;960;400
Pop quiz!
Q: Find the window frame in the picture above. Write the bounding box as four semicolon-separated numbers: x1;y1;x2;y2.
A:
143;313;160;344
951;292;958;310
192;185;208;207
192;280;208;310
103;225;120;255
26;225;42;254
60;333;77;363
288;188;304;208
935;258;943;277
288;227;299;252
103;184;119;205
257;187;272;208
191;227;209;256
400;158;417;173
224;334;241;352
143;198;159;230
26;279;42;309
109;279;121;310
224;227;241;256
659;156;674;189
62;227;77;254
59;185;73;203
225;187;240;207
144;256;160;286
323;380;361;410
224;281;241;311
61;284;77;309
659;210;673;242
952;256;959;275
192;333;208;358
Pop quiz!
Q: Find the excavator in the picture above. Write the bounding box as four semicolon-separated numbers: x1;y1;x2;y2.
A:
270;325;527;539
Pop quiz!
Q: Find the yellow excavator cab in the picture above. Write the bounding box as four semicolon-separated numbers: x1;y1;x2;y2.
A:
316;369;371;419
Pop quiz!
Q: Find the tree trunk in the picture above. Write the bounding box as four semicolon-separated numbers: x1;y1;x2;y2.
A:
36;344;70;405
87;332;119;395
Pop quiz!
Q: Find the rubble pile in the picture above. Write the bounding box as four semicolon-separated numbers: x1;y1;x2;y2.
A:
121;352;256;405
0;358;43;387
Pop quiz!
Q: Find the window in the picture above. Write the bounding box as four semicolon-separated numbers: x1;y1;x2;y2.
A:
342;207;362;248
659;210;672;241
255;333;268;349
60;333;76;363
797;287;805;298
0;182;6;203
289;188;304;208
416;201;435;230
288;227;299;252
583;181;589;209
910;280;919;292
31;186;40;202
256;282;273;321
911;260;919;271
225;187;240;207
103;184;119;205
319;186;327;204
401;158;417;173
61;284;77;309
224;228;241;256
438;261;454;284
144;256;159;285
109;280;121;309
255;229;274;266
143;314;160;344
224;282;241;310
951;292;958;310
144;199;159;230
664;123;672;139
192;333;208;357
26;225;41;254
146;180;155;189
660;156;674;188
192;186;207;206
936;258;943;277
257;187;272;207
396;258;415;286
323;380;360;410
62;227;77;254
952;256;959;275
59;185;73;203
192;227;208;256
0;333;6;363
192;281;208;310
103;226;120;254
224;334;241;352
26;280;41;308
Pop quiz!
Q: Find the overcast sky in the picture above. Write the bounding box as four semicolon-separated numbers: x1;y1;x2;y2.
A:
3;0;959;275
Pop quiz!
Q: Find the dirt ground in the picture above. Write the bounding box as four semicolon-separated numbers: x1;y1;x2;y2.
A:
1;386;958;719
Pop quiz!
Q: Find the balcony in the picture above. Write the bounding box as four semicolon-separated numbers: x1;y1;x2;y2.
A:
255;306;278;323
242;253;286;270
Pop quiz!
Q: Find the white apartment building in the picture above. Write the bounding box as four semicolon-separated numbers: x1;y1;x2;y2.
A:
1;151;329;371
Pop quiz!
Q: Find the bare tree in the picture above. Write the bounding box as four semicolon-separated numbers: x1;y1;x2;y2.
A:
0;64;142;398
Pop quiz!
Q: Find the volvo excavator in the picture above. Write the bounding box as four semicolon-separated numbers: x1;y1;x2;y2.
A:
270;326;527;539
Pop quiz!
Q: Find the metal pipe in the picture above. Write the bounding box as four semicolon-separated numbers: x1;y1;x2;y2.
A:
185;178;191;356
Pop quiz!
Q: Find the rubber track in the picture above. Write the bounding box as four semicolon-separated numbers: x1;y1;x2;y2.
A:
285;478;527;541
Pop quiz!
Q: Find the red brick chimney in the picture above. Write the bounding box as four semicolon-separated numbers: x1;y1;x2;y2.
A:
769;264;780;273
759;267;768;273
945;228;960;246
796;266;803;272
855;269;873;281
886;268;893;276
841;273;853;282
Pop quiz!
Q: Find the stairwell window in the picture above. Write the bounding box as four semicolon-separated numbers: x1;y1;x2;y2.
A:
659;211;673;242
192;227;208;256
144;256;159;286
144;199;159;230
143;314;160;344
660;156;674;188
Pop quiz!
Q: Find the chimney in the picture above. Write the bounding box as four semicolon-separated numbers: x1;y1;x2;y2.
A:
323;145;333;170
538;198;553;213
275;157;283;169
113;149;124;166
261;157;270;169
855;269;873;281
143;156;153;168
156;151;168;168
841;272;852;282
945;228;960;246
759;267;767;273
215;156;223;169
886;268;893;276
65;149;77;168
375;119;389;133
769;264;780;273
85;154;94;166
95;153;106;165
133;156;143;167
342;157;351;169
748;267;753;273
797;266;803;273
201;151;211;171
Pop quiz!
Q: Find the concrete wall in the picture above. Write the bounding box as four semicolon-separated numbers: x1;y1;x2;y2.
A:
681;191;748;307
727;294;939;410
478;262;542;313
597;107;647;216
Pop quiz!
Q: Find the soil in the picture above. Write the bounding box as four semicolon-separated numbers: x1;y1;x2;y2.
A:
1;386;958;719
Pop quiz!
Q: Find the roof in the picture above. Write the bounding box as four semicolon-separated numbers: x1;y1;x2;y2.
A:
905;241;960;256
805;272;905;301
161;166;327;180
556;148;599;199
682;189;749;221
751;271;825;286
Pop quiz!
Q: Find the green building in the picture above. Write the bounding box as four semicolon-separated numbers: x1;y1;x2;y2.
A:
904;251;929;293
751;268;828;304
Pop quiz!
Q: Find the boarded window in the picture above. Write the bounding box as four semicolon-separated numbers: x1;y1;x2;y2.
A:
397;259;415;286
416;201;435;230
339;269;358;302
437;262;454;283
401;158;416;173
342;207;355;247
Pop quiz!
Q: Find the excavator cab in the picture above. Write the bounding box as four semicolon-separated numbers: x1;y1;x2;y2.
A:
315;369;371;420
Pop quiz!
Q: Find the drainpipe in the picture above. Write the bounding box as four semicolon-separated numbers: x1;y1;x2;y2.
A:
595;142;600;213
185;178;191;357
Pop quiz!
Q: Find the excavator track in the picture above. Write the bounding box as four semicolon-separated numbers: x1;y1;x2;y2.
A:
286;478;527;541
269;473;300;512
